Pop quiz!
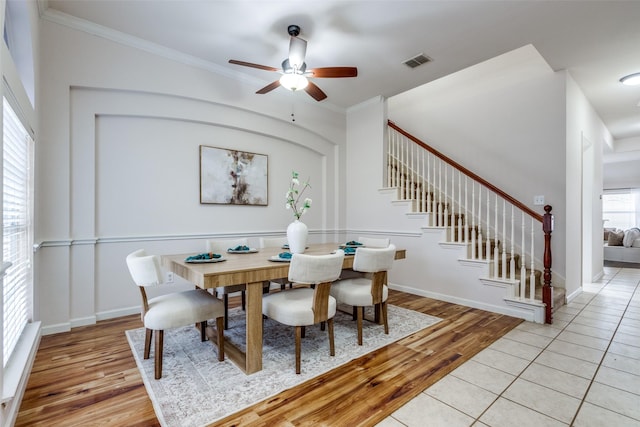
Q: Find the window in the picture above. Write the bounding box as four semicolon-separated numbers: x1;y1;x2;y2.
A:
2;97;33;367
602;189;640;230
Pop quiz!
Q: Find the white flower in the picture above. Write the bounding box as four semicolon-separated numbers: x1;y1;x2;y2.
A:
286;171;311;220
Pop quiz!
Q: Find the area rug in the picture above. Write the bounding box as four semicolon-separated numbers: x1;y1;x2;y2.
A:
126;304;441;427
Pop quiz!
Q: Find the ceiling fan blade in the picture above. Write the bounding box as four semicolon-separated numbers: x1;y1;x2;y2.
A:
288;36;307;69
256;80;281;94
304;81;327;101
309;67;358;78
229;59;279;72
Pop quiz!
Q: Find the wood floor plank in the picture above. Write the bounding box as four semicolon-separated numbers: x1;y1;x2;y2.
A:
16;291;522;426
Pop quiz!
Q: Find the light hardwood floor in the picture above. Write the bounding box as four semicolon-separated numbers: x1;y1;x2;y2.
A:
16;291;522;426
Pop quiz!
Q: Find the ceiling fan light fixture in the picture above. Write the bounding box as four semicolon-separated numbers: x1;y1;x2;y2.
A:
620;73;640;86
279;73;308;91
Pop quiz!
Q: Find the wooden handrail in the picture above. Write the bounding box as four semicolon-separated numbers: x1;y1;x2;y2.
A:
388;120;543;223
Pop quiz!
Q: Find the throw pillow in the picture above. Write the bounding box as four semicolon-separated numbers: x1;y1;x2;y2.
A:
623;227;640;248
607;229;624;246
603;227;616;242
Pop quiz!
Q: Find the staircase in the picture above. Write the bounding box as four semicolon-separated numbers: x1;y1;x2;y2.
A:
386;122;564;323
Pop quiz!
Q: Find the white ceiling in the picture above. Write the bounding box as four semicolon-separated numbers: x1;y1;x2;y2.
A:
42;0;640;153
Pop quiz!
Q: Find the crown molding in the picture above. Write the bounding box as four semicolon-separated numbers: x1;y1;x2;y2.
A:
39;8;240;80
38;5;346;114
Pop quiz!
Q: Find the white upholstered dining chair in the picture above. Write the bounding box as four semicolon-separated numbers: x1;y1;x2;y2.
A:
330;244;396;345
259;236;292;290
262;250;345;374
339;237;391;280
126;249;225;379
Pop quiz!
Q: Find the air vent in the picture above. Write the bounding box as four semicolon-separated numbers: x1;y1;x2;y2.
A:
402;54;432;69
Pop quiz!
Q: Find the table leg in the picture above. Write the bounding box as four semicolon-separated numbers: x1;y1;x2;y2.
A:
245;281;263;374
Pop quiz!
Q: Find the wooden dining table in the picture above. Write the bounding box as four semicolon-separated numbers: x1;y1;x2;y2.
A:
161;242;406;374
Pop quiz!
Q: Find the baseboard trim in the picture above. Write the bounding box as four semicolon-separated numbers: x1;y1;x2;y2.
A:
70;315;97;329
388;282;535;322
96;306;141;321
41;322;71;336
566;286;583;304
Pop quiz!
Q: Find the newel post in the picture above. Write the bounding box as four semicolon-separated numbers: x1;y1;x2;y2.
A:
542;205;553;324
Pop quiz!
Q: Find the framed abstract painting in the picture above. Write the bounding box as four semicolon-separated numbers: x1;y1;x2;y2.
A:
199;145;268;205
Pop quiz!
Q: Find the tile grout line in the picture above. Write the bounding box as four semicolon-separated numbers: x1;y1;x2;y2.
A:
463;267;636;426
568;270;640;426
386;267;640;427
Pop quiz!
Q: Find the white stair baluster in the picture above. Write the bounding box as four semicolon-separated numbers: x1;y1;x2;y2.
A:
471;181;477;259
387;132;392;187
452;170;456;242
403;138;408;199
444;163;448;231
398;136;403;197
464;175;469;244
520;212;526;299
394;134;399;188
530;218;535;300
493;194;499;278
413;144;420;206
501;200;507;280
510;204;515;281
458;171;462;243
485;188;491;263
449;167;454;240
421;150;429;212
412;144;420;202
477;184;483;260
410;142;415;201
427;155;432;222
438;161;443;226
392;132;397;188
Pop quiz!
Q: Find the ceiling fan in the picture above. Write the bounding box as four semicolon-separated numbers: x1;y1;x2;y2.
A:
229;25;358;102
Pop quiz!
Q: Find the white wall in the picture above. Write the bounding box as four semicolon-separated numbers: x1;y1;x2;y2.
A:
565;73;611;292
604;160;640;189
36;18;347;332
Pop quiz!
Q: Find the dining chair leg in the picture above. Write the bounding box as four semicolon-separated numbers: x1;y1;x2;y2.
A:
328;318;335;357
301;325;306;338
382;301;389;334
223;294;229;330
356;306;364;346
154;330;164;380
352;306;357;321
295;326;302;374
144;328;152;359
216;316;225;361
200;321;207;342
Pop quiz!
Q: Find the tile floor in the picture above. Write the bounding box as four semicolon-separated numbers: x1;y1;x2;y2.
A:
377;266;640;426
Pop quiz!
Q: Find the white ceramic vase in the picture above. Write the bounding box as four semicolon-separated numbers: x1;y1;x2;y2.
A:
286;220;308;254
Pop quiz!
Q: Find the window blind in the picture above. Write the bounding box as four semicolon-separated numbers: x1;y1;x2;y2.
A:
3;97;33;366
603;188;640;230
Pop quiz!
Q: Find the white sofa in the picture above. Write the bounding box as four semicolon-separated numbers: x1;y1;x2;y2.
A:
604;227;640;263
604;243;640;263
